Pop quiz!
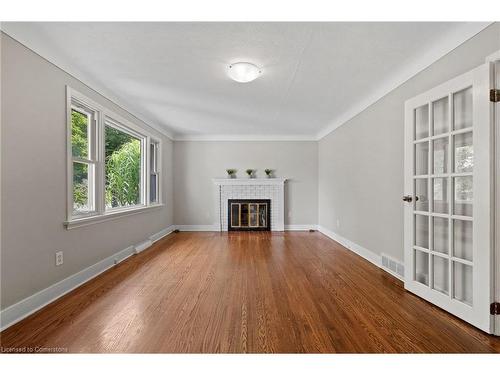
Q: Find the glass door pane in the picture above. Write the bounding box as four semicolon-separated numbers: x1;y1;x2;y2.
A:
453;87;472;130
249;204;258;227
258;204;267;227
240;204;249;227
453;176;473;217
415;142;429;175
432;217;449;254
433;255;449;295
415;215;429;249
453;219;473;261
454;132;473;173
231;204;240;227
415;104;429;140
432;178;449;214
433;138;448;174
415;179;428;211
432;97;449;135
453;262;473;306
415;250;429;286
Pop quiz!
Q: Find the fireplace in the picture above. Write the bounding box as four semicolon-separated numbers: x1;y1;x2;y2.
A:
228;199;271;231
213;178;286;231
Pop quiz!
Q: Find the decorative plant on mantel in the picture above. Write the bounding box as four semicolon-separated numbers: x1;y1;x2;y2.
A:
246;169;255;178
226;169;237;178
264;169;274;178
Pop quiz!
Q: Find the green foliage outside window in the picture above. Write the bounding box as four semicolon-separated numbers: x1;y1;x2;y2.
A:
71;110;142;211
105;133;141;208
72;110;89;210
71;110;88;158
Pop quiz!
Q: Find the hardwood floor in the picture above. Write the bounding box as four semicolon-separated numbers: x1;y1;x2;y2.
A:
1;231;499;353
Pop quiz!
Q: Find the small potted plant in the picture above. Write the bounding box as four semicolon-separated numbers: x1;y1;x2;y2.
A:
226;169;237;179
246;169;255;178
264;169;273;178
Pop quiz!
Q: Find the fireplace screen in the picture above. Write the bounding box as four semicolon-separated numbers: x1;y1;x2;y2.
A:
228;199;271;231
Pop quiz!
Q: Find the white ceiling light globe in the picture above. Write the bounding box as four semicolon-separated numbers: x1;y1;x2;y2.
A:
228;62;261;83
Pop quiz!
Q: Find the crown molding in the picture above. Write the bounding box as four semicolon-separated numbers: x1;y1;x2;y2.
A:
315;22;493;140
173;134;317;141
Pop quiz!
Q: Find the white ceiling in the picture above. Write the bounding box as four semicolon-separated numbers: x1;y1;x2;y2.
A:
2;22;490;140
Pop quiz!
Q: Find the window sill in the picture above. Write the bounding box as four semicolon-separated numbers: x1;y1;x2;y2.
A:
64;204;164;230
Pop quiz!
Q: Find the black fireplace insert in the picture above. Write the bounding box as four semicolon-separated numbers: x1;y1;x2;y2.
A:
227;199;271;231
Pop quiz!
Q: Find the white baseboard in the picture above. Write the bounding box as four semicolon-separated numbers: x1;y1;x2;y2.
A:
284;224;319;231
317;225;404;282
0;225;175;332
150;226;175;242
135;239;153;254
316;225;404;280
175;224;218;231
175;224;319;232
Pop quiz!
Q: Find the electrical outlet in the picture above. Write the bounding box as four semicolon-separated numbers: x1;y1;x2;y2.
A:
55;251;63;266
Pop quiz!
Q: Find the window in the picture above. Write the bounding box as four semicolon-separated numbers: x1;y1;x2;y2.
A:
105;119;143;210
149;140;160;204
67;88;162;228
70;103;97;216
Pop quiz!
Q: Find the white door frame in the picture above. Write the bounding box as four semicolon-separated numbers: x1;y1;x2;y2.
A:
486;49;500;336
404;63;493;334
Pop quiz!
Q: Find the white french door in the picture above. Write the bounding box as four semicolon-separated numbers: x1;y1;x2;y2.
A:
404;63;493;333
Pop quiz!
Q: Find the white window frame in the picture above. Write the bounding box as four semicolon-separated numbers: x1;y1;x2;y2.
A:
65;87;162;229
69;99;98;218
149;139;161;204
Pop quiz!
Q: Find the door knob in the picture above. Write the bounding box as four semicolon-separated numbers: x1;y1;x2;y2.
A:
402;195;413;202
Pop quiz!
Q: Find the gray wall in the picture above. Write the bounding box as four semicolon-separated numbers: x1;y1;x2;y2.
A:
1;33;174;309
173;141;318;226
318;23;500;262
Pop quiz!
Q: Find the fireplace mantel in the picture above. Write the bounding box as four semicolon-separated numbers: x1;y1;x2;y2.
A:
213;178;286;231
212;178;287;186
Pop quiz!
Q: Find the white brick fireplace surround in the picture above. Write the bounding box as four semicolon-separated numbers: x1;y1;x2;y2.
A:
213;178;287;231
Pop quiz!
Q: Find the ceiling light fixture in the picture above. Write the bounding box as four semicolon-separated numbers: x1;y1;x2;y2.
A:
228;62;261;83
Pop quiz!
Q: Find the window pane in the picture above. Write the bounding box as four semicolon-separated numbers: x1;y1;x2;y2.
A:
105;125;142;209
453;262;473;306
415;178;428;211
453;176;473;217
453;87;472;130
432;97;448;136
432;137;448;174
73;161;91;213
415;214;429;249
414;250;429;286
150;143;157;173
454;132;473;173
432;255;449;295
231;204;240;227
150;174;158;203
453;219;473;262
415;105;429;140
432;217;449;254
71;109;89;158
415;142;429;175
433;177;449;214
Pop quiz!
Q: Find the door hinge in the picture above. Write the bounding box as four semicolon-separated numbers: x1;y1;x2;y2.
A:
490;89;500;102
491;302;500;315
